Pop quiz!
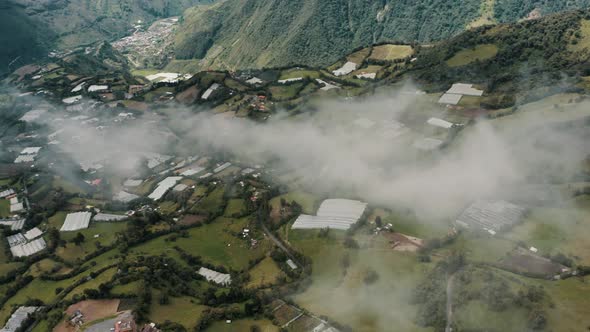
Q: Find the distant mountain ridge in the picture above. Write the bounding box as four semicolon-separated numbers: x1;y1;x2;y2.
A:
173;0;590;71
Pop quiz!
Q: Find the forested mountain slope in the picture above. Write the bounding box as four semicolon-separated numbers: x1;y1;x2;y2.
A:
174;0;590;71
0;0;210;75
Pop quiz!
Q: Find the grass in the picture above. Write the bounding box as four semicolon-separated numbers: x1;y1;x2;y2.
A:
131;216;269;270
279;69;319;80
56;222;127;263
47;211;68;229
503;205;590;264
466;0;496;29
446;44;498;67
27;259;70;277
205;319;278;332
149;294;208;329
0;199;10;218
0;262;24;278
224;199;246;216
291;231;433;332
569;19;590;52
347;48;371;64
52;177;89;195
65;267;117;300
369;44;413;61
158;201;180;215
246;257;284;289
190;186;225;214
269;83;304;101
110;280;141;296
454;300;529;331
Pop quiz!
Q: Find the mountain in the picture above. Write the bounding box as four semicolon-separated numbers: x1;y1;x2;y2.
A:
0;0;210;75
0;2;52;76
173;0;590;71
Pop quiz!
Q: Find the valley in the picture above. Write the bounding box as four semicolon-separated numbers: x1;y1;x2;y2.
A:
0;3;589;332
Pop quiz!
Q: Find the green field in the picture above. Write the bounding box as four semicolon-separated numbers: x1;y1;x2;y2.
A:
224;199;246;216
369;44;413;61
446;44;498;67
206;319;278;332
279;69;319;80
247;257;284;289
56;222;128;263
110;280;141;296
131;216;268;270
149;294;208;329
191;186;225;214
27;259;70;277
292;234;434;332
269;83;304;101
0;199;10;218
65;267;117;300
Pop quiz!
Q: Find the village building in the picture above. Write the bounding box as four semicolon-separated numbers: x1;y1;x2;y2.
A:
438;83;484;105
213;162;232;173
292;199;367;230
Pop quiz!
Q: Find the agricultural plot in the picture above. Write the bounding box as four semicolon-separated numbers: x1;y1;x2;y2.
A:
369;44;413;61
53;299;120;332
446;44;498;67
269;191;318;215
205;319;278;332
269;83;304;101
504;205;590;264
279;69;319;80
131;216;268;270
246;257;284;289
224;199;246;216
65;267;117;300
292;239;434;332
56;222;128;263
149;294;208;329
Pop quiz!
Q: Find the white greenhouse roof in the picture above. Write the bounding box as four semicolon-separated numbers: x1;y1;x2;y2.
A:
277;77;303;84
114;190;140;203
60;212;92;231
455;200;526;233
20;109;46;122
10;202;24;213
24;227;43;241
202;83;220;100
213;162;232;173
427;117;454;129
10;238;46;257
7;233;27;247
148;176;182;201
332;61;357;76
438;93;462;105
94;213;128;222
21;147;41;155
181;166;205;176
198;267;231;286
446;83;484;96
88;85;109;92
0;307;40;332
292;199;367;230
0;189;15;198
123;179;143;187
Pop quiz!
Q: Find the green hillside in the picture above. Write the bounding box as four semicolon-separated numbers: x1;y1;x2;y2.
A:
0;2;52;76
12;0;209;49
173;0;590;71
411;9;590;106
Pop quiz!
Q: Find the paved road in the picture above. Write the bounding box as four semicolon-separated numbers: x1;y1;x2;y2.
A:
257;212;301;267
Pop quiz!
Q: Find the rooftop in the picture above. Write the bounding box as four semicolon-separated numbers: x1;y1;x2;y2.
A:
292;199;367;230
60;212;92;231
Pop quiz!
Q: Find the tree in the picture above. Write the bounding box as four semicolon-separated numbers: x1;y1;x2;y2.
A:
375;216;382;227
72;232;85;245
363;269;379;285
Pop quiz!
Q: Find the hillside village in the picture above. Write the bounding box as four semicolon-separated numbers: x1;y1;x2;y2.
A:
0;10;589;332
